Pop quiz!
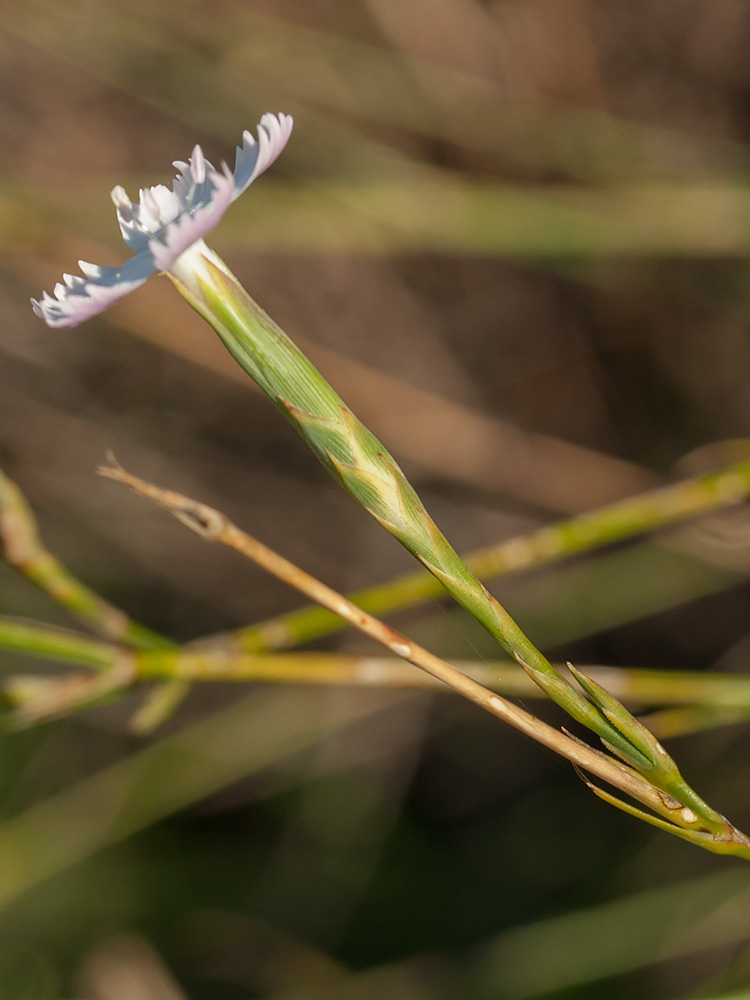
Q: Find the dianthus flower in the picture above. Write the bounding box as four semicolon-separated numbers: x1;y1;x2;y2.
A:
32;113;293;328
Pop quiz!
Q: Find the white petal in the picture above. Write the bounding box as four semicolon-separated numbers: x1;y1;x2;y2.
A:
111;185;133;216
35;115;292;328
32;252;156;328
114;116;291;256
170;152;218;213
112;185;150;253
232;112;293;200
140;186;162;223
149;163;235;272
190;145;207;184
78;260;103;278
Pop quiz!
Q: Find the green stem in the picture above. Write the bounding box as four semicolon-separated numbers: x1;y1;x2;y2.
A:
94;464;750;854
638;705;750;740
131;651;750;710
174;259;603;723
0;618;118;670
4;616;750;715
216;459;750;654
0;467;186;728
173;251;731;833
0;469;170;650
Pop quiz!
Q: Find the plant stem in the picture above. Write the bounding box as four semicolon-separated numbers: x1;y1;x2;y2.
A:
204;459;750;654
169;251;738;816
0;466;189;729
170;258;626;749
0;468;170;649
98;461;750;858
6;615;750;714
0;618;118;669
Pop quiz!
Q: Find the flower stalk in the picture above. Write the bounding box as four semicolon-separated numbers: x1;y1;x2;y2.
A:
6;615;750;718
172;250;734;832
0;468;169;649
30;116;750;849
95;462;750;858
214;456;750;655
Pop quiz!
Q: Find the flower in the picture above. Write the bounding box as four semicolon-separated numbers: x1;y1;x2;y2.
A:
32;113;293;328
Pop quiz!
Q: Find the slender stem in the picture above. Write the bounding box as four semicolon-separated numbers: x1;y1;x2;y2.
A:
96;461;750;858
0;618;119;669
6;628;750;744
5;615;750;716
208;459;750;654
639;705;750;740
0;468;171;649
131;654;750;710
4;665;136;726
0;467;187;728
8;451;742;737
172;256;744;815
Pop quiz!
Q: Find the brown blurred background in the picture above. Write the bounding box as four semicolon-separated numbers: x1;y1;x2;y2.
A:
3;1;750;998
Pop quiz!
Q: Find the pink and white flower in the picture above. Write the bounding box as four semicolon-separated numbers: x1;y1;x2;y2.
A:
32;113;293;328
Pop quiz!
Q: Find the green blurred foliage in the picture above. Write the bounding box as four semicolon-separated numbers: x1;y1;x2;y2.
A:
2;0;750;996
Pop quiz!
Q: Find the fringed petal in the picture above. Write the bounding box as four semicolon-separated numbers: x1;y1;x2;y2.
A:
232;112;293;201
114;115;292;260
34;115;292;328
149;163;235;272
31;252;155;328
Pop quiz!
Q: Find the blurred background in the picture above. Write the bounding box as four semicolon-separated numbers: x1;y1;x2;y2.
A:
2;0;750;996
